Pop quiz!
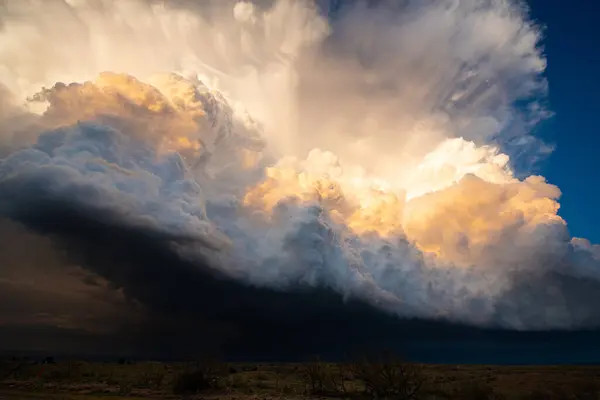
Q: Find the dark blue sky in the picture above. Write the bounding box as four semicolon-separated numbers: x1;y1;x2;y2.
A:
527;0;600;243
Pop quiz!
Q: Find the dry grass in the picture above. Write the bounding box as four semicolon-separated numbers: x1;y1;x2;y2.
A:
2;357;600;399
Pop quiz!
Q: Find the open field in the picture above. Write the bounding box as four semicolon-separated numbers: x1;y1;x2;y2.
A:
2;357;600;399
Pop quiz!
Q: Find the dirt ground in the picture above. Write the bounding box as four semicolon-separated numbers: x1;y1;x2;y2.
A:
2;358;600;399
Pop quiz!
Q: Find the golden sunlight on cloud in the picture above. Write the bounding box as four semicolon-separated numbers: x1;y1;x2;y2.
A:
242;142;565;269
27;72;211;158
2;0;599;332
404;174;564;266
5;70;569;273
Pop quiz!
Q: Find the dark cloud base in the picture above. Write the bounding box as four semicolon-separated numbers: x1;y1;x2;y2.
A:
0;0;598;365
0;183;418;360
2;179;600;363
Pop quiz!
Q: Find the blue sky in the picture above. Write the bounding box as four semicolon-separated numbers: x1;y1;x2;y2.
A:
527;0;600;243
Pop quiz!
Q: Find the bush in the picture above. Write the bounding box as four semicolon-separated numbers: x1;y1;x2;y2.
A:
137;369;166;390
172;370;214;394
301;356;349;396
172;359;225;395
348;351;425;400
302;356;327;394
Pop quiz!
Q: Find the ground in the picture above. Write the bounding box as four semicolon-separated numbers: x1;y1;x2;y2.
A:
2;358;600;399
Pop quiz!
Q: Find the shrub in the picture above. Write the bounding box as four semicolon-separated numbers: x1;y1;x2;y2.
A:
137;369;166;390
172;370;214;394
348;351;425;399
301;356;348;396
172;359;225;395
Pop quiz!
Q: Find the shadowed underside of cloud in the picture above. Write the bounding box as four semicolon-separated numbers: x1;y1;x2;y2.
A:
0;203;420;359
0;0;600;362
2;195;600;361
0;175;408;358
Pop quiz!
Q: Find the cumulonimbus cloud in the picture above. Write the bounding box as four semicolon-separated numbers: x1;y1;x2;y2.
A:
0;0;599;355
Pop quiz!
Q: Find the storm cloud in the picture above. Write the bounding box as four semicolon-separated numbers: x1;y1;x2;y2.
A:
0;0;600;361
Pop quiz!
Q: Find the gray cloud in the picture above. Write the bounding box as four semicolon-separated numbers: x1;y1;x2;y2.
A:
0;0;599;360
